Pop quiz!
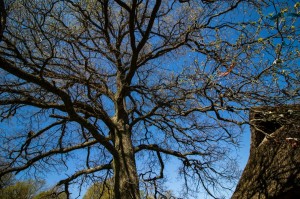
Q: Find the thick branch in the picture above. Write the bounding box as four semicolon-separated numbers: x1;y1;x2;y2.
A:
135;144;210;158
0;0;6;41
0;140;99;177
56;163;112;186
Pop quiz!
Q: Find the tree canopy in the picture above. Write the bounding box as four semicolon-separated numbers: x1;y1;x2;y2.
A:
0;0;299;198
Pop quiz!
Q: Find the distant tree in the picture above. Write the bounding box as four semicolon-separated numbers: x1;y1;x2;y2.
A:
0;159;14;189
0;171;14;189
83;181;174;199
83;181;113;199
33;188;67;199
0;180;44;199
0;178;65;199
0;0;299;198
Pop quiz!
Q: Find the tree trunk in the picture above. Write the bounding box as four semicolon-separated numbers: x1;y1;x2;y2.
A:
232;106;300;199
113;129;140;199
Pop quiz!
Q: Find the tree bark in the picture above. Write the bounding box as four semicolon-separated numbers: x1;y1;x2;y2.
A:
232;106;300;199
113;127;140;199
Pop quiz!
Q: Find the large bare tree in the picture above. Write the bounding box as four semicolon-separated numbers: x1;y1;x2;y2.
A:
0;0;299;198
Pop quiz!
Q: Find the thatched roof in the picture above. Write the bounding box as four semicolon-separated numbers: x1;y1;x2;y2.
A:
232;105;300;199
